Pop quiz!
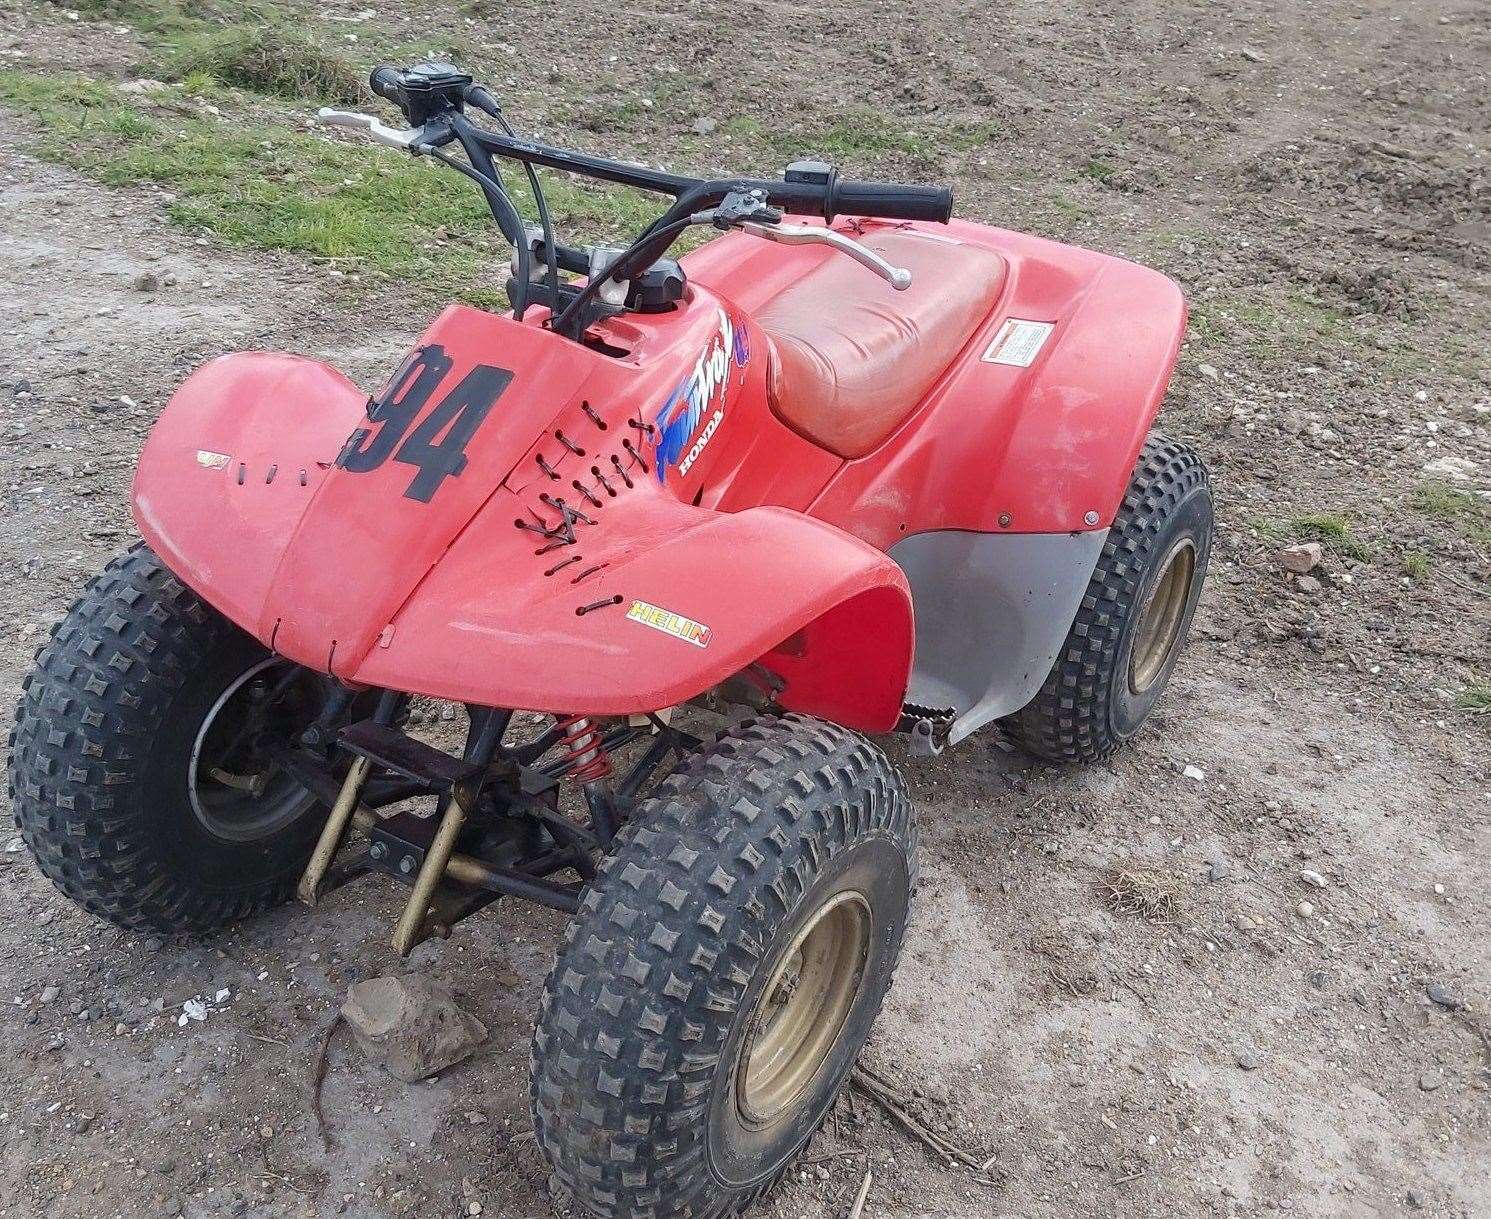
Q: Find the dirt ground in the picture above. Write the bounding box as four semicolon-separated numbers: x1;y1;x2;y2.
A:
1;0;1488;1217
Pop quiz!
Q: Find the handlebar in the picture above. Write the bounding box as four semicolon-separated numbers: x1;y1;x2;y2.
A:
369;66;406;108
828;179;952;224
364;61;952;226
340;62;955;333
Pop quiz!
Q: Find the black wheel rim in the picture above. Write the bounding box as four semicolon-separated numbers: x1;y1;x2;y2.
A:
187;657;323;843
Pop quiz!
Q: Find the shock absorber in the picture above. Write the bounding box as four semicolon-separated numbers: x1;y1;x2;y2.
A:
554;715;612;783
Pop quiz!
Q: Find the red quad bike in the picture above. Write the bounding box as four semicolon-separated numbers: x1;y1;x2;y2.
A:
9;64;1212;1219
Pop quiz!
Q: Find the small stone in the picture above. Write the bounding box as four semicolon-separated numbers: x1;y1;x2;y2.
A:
1295;900;1315;918
1198;362;1220;379
1208;856;1231;882
132;272;160;293
39;985;60;1004
1239;46;1264;61
464;1110;486;1126
1308;969;1327;989
690;116;717;135
1418;1069;1443;1092
1236;1049;1263;1071
1422;455;1479;482
1276;542;1324;574
468;1205;483;1216
1426;983;1461;1011
1406;1188;1425;1209
1295;575;1323;594
259;1124;274;1140
1182;764;1206;782
1300;869;1328;889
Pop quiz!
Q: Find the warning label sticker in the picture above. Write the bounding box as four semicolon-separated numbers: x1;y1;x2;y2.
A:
981;319;1055;368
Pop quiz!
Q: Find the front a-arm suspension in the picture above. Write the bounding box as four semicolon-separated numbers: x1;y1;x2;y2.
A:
287;697;697;956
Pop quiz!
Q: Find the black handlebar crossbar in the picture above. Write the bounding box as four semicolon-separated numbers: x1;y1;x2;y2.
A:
365;62;953;335
368;62;951;225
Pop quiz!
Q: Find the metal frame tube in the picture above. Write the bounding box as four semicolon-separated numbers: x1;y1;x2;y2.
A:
390;781;472;957
296;754;371;906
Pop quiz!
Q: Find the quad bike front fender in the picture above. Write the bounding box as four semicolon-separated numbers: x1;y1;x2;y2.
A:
132;350;370;634
352;488;915;733
132;347;913;731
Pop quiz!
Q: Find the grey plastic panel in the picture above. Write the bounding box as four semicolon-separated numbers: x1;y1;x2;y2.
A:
887;529;1108;744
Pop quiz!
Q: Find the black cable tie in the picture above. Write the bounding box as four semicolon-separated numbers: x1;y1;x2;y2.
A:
545;555;583;576
622;439;650;474
554;429;585;456
572;480;603;508
610;455;634;489
581;402;607;430
539;494;595;527
536;453;561;481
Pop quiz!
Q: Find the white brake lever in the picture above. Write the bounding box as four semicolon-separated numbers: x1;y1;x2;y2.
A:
316;108;421;149
737;221;912;290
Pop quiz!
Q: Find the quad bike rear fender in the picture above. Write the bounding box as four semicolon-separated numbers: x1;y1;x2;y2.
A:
132;301;913;731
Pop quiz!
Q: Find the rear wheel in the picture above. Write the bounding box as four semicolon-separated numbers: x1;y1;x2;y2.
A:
530;715;915;1219
8;544;340;933
1003;433;1212;762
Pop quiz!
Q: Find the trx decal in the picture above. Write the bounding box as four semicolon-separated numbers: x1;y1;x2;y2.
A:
653;308;748;482
624;599;712;648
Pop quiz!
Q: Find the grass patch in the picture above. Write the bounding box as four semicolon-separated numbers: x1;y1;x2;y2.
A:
0;71;669;299
1413;482;1491;549
57;0;362;103
1286;513;1372;561
1189;293;1349;362
1400;550;1430;582
1261;512;1372;562
159;25;364;104
1459;683;1491;715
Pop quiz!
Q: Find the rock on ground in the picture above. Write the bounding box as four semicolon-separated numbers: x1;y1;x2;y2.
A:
341;976;487;1082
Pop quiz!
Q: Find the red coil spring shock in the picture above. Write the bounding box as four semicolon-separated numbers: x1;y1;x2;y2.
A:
554;715;612;783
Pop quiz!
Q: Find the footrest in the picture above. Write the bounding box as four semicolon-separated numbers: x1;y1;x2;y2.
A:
338;721;481;790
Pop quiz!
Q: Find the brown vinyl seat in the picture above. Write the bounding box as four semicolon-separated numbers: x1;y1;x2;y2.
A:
755;230;1006;459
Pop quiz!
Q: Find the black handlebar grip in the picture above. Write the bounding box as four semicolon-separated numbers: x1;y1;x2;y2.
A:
369;66;406;106
829;179;954;223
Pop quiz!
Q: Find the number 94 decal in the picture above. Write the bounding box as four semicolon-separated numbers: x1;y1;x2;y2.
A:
336;343;513;503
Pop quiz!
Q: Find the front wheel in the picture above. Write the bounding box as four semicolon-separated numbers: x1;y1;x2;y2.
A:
530;715;915;1219
8;545;340;933
1003;433;1213;762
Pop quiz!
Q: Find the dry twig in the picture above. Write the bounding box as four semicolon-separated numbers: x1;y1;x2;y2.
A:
1099;866;1182;921
849;1065;985;1171
846;1168;872;1219
310;1013;343;1152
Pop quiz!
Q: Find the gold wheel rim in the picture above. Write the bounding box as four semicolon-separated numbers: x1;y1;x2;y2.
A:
1129;538;1196;694
736;890;871;1128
